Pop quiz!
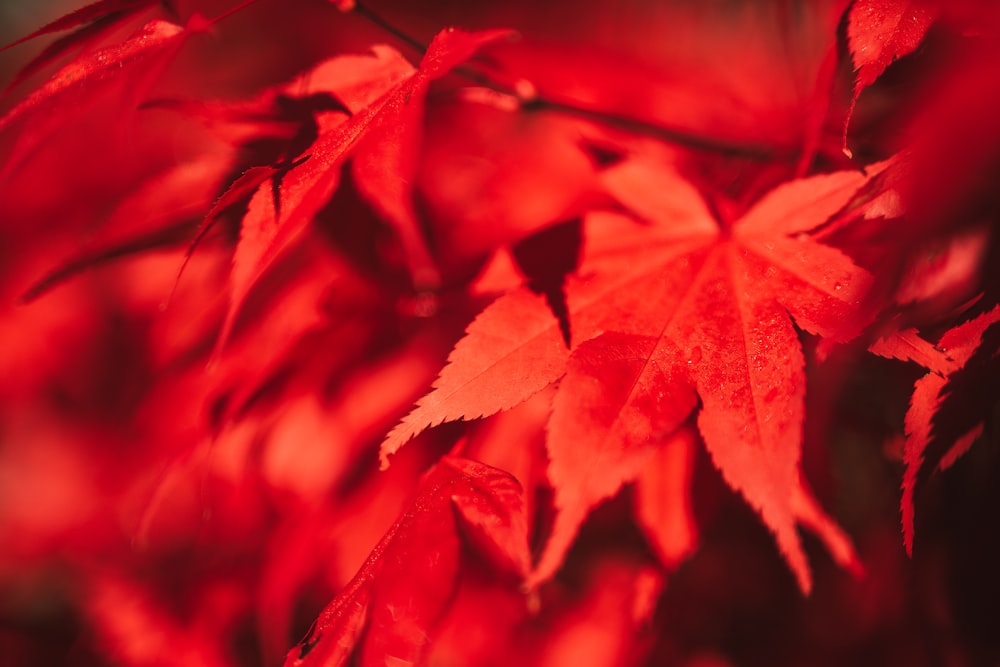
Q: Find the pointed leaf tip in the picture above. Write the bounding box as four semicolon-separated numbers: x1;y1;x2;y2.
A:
378;287;570;466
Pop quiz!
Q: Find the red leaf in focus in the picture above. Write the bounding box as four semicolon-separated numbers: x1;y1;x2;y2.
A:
844;0;937;155
379;287;571;463
538;331;698;583
537;161;879;590
387;155;881;592
284;456;529;667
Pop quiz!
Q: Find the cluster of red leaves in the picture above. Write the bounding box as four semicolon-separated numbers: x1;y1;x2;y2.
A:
1;0;998;665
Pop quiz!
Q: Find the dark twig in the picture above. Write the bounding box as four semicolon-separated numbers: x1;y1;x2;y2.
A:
350;0;783;161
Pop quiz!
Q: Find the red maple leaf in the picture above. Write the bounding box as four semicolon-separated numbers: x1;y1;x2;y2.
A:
843;0;937;155
0;0;169;53
894;305;1000;554
0;0;173;96
283;456;529;667
218;27;510;352
0;15;210;182
4;0;1000;664
383;155;886;592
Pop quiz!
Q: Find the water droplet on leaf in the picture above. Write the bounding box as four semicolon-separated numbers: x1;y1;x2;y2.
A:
687;346;703;364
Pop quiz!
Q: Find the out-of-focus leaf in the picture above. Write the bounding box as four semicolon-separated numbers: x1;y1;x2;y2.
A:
219;29;510;352
283;456;529;667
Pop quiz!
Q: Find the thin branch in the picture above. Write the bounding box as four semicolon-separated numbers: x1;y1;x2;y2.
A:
352;2;426;55
350;1;785;161
522;97;781;160
207;0;266;26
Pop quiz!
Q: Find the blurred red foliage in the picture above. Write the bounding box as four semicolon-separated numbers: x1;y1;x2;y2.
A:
1;1;998;666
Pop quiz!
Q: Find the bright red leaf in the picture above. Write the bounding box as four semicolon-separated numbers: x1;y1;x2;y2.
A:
386;156;882;592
